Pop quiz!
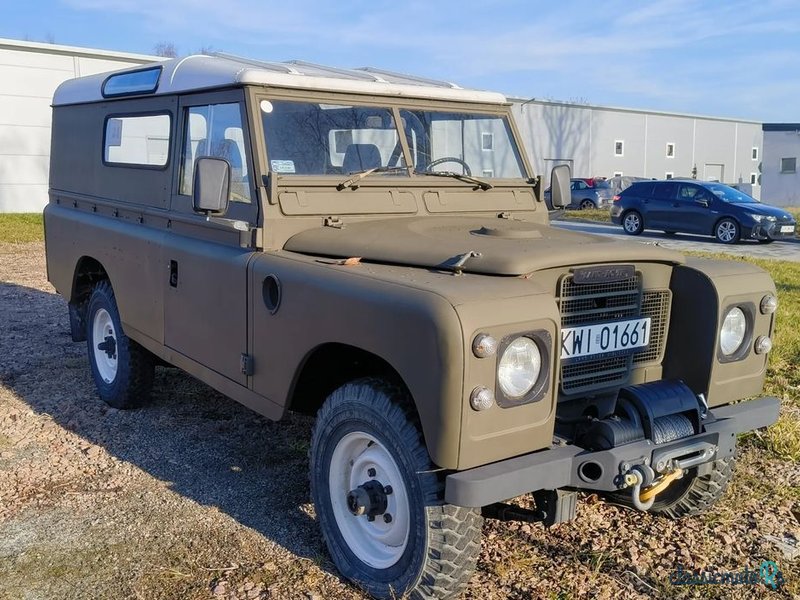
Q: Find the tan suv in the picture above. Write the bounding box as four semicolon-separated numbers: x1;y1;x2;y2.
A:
45;55;780;599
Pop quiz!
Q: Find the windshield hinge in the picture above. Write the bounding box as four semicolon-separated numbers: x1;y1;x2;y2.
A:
448;250;482;276
324;216;344;229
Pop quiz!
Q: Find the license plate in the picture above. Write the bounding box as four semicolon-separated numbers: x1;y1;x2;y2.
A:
561;317;651;361
780;225;795;233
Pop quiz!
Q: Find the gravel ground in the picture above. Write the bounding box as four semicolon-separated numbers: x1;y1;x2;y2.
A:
1;242;799;599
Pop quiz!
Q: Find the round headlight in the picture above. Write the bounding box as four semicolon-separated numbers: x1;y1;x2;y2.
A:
498;337;541;399
720;307;747;356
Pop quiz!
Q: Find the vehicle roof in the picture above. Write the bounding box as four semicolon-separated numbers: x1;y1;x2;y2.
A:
52;54;509;106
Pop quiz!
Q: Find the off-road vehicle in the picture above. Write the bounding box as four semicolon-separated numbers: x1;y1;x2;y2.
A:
45;55;780;599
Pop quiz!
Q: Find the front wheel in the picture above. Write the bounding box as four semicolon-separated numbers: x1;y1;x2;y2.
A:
715;218;740;244
649;456;736;519
310;379;482;599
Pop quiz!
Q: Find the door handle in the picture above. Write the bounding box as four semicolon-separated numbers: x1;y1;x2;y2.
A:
169;260;178;287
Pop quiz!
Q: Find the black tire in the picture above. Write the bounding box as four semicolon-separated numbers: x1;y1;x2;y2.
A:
85;280;154;409
714;218;741;244
622;210;644;235
310;378;482;599
579;199;595;210
648;456;736;519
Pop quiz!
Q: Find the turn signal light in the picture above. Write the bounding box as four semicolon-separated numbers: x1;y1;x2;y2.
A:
612;195;621;202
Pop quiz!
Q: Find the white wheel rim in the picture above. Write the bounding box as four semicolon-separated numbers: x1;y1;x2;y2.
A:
329;432;410;569
718;221;736;242
624;213;640;232
92;308;118;384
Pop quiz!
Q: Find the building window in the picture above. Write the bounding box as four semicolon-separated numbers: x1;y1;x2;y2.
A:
780;157;797;174
665;172;674;180
613;171;623;177
614;140;624;157
482;169;494;177
750;173;757;185
666;143;675;158
481;132;494;151
752;147;759;160
103;113;171;167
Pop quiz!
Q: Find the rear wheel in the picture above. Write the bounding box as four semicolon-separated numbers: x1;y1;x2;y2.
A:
715;218;740;244
622;210;644;235
86;281;154;409
580;199;595;210
310;379;482;599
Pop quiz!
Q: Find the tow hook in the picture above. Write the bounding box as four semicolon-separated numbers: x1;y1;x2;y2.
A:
628;464;683;511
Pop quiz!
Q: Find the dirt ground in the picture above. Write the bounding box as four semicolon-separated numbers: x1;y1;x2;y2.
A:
1;242;799;600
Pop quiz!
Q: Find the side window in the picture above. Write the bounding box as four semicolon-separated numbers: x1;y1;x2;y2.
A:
104;114;170;167
677;184;702;201
652;182;677;200
180;103;251;203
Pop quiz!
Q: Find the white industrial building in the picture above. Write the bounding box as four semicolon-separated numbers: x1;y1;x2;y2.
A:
511;99;763;197
0;37;774;212
0;38;156;212
760;124;800;206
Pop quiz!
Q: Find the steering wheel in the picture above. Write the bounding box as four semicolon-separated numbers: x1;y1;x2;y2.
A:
424;156;472;176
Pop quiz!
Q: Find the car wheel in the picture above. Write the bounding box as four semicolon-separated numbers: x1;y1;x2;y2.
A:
714;218;740;244
310;378;482;599
580;199;595;210
86;280;154;409
622;210;644;235
648;455;736;519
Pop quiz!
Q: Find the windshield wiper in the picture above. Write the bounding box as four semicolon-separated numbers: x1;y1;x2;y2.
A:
336;166;408;190
413;170;494;190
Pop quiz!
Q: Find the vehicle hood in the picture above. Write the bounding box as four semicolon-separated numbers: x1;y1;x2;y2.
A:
284;216;685;276
730;202;795;221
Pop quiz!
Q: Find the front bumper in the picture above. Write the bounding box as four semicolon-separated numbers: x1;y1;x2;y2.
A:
748;220;797;240
445;396;779;507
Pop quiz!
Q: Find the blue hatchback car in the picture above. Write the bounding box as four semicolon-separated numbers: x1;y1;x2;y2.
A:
611;180;797;244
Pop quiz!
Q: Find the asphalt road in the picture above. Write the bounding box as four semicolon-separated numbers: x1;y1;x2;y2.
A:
552;219;800;262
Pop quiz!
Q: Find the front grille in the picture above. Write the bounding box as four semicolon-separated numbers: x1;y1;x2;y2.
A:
557;272;671;395
633;290;671;365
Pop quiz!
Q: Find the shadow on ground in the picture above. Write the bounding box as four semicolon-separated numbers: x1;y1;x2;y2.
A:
0;280;335;575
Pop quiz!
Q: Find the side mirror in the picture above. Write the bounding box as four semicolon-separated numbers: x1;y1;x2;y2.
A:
550;164;572;209
193;157;230;215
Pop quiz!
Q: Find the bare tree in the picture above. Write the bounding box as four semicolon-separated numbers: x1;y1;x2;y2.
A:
197;45;221;55
153;42;178;58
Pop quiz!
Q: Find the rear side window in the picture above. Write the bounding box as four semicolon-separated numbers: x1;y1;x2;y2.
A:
622;182;654;197
104;114;171;167
653;182;678;200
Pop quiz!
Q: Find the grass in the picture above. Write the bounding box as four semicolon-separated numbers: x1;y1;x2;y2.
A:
0;213;44;244
555;208;611;223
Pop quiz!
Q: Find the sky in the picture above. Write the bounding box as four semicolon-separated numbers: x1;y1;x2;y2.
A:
3;0;800;122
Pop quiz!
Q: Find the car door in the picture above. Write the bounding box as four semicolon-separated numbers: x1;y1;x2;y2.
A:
646;182;678;229
673;183;712;234
162;90;259;385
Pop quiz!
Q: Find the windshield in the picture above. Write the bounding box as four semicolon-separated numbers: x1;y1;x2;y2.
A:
705;183;759;203
260;99;526;179
398;109;525;178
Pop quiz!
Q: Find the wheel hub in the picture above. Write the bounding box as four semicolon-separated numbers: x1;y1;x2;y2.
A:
97;335;117;359
346;479;390;520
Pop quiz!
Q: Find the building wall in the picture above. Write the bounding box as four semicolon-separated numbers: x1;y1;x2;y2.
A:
512;100;763;198
0;39;153;212
761;128;800;206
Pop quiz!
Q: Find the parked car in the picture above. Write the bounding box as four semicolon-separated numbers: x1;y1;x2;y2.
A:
545;177;613;209
611;179;797;244
44;56;780;599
